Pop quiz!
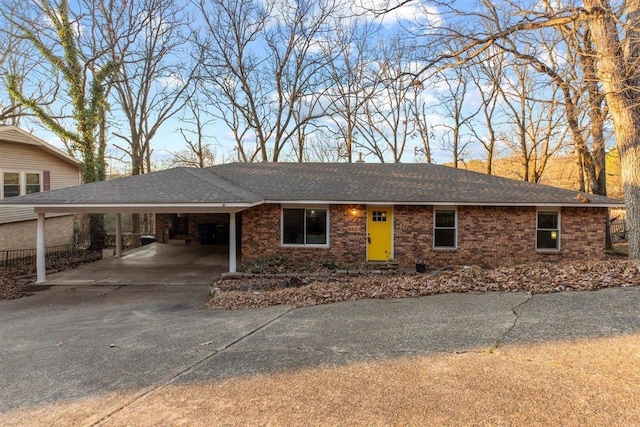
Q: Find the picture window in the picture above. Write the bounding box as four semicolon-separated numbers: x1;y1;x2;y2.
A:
282;208;328;246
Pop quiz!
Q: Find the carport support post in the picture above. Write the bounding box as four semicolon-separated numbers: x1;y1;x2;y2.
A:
36;213;46;283
229;211;237;273
115;213;122;257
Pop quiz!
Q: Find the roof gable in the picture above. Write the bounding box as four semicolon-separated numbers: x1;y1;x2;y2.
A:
0;126;80;167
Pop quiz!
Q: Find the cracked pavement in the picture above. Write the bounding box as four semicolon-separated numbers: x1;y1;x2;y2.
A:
1;284;640;425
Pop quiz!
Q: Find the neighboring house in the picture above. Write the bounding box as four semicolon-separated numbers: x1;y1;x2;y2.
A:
0;126;81;251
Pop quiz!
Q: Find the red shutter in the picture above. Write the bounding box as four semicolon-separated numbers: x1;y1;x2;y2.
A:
43;171;51;191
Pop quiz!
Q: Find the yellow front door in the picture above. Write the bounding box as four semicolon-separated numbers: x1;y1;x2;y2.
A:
367;206;393;261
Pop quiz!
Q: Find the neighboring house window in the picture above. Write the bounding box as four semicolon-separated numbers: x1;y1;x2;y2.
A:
1;171;44;198
434;208;457;249
537;210;560;250
282;207;328;246
26;173;41;194
3;172;20;198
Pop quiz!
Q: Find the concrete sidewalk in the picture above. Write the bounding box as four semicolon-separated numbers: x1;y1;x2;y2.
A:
1;284;639;425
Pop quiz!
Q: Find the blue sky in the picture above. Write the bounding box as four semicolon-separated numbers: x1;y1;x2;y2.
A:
9;0;593;172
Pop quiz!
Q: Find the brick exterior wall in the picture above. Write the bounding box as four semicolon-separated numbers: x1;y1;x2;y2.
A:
394;206;607;269
240;204;608;270
0;215;75;250
156;213;230;242
241;204;367;265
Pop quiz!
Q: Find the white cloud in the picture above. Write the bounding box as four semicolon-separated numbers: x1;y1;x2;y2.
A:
157;73;185;89
343;0;442;29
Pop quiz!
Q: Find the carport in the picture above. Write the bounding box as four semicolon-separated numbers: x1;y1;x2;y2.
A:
0;167;264;283
33;206;244;283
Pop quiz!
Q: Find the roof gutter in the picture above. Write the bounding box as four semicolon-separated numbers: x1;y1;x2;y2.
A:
20;201;263;214
264;199;624;208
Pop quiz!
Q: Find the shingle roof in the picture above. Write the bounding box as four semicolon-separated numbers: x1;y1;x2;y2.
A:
0;162;623;208
2;167;261;205
211;162;620;206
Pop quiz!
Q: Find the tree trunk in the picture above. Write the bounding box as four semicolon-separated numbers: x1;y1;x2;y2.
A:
585;0;640;258
619;126;640;258
88;213;106;251
576;150;586;192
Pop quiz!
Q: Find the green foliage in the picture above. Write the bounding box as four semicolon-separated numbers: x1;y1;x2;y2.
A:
6;0;119;250
6;0;117;185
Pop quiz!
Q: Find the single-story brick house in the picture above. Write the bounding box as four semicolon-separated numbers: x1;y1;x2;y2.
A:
0;162;623;282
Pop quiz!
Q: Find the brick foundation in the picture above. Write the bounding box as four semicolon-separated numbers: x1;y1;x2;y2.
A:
0;215;76;250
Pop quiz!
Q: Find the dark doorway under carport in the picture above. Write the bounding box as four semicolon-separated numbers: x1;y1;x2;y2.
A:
155;212;242;258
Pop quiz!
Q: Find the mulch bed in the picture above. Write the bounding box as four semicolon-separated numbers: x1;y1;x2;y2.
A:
207;260;640;310
0;271;28;300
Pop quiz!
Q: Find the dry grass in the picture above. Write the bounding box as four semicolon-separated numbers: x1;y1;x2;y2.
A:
3;334;640;426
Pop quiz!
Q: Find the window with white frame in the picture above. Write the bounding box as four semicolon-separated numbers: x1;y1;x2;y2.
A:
26;173;41;194
1;171;43;199
434;208;457;248
537;210;560;250
282;207;328;246
2;172;20;198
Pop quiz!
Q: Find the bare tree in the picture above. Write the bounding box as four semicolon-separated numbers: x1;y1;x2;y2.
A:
3;0;116;249
380;1;640;255
408;78;435;164
304;136;344;162
433;65;481;168
168;91;219;168
556;19;608;196
498;61;567;182
195;0;337;162
487;2;609;194
467;47;505;174
322;18;379;162
93;0;199;236
356;36;422;163
94;0;199;176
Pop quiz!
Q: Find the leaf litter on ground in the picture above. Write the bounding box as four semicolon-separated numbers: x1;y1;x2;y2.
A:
207;260;640;310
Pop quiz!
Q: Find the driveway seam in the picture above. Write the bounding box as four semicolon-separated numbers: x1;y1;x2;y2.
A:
494;292;533;349
90;305;296;426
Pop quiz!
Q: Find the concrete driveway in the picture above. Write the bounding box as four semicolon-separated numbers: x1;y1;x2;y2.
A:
1;284;639;425
45;242;228;286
